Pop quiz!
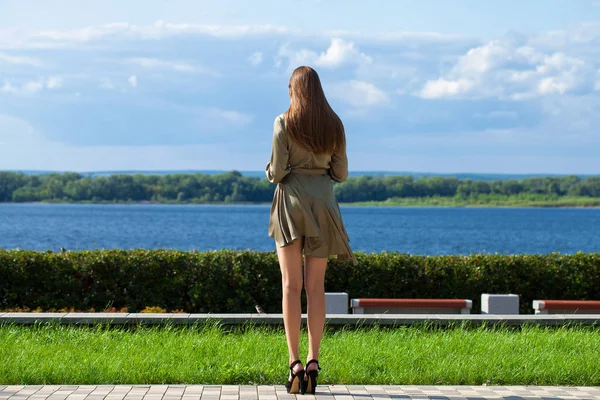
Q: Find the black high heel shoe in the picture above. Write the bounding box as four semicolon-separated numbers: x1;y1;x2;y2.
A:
301;359;321;395
285;360;305;394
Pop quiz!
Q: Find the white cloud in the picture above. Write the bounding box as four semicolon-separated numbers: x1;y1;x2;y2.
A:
128;75;137;87
418;37;593;100
314;38;372;68
139;21;292;39
0;82;17;94
0;52;43;66
23;81;43;93
277;38;371;70
126;57;196;72
453;40;512;74
247;51;263;66
1;76;63;94
276;46;312;69
419;78;474;99
208;108;254;125
328;80;388;107
1;80;42;94
509;69;536;82
529;22;600;50
538;77;570;95
0;22;295;49
46;76;63;89
0;21;467;51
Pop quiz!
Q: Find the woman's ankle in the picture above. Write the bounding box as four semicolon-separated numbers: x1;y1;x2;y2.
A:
306;358;319;371
289;360;304;373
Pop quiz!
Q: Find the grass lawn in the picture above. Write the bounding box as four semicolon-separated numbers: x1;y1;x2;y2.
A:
1;322;599;386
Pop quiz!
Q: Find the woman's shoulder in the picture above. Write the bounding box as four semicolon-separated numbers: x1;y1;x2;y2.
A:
274;113;286;125
272;113;287;142
273;113;287;136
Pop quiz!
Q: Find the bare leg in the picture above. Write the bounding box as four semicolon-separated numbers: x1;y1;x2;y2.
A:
277;238;305;377
304;255;328;373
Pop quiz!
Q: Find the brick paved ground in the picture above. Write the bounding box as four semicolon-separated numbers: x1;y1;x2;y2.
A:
2;385;600;400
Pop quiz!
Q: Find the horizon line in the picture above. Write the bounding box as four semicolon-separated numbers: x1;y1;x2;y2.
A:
3;169;597;177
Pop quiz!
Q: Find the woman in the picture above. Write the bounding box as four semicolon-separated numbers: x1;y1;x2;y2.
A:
266;66;358;395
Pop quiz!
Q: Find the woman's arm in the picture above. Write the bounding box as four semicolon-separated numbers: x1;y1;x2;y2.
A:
329;137;348;183
265;116;291;183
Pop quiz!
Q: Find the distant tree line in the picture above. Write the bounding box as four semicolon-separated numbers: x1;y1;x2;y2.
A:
333;174;600;202
0;171;599;203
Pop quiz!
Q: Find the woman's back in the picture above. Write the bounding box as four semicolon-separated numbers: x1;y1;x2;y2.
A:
266;114;348;185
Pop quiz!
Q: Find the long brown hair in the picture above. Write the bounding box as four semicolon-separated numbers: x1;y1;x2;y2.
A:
284;66;345;154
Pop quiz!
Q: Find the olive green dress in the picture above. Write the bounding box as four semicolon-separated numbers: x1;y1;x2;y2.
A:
266;114;358;265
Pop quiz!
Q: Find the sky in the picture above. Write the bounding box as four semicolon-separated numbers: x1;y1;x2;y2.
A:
1;0;600;174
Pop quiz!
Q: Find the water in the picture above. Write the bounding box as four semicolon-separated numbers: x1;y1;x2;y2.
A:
0;204;599;255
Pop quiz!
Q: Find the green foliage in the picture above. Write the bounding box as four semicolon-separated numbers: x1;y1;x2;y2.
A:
0;171;273;203
1;250;599;314
0;171;599;203
350;194;600;207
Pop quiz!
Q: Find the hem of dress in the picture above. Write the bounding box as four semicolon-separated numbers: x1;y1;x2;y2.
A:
269;235;358;265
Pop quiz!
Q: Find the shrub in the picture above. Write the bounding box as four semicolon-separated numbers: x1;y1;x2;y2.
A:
0;250;598;314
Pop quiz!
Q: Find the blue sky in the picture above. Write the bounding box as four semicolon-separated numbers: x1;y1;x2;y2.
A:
1;0;600;174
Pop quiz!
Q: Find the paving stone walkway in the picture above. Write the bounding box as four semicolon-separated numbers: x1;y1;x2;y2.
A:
1;385;599;400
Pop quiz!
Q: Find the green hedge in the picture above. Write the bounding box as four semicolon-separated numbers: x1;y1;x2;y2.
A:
1;250;599;314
